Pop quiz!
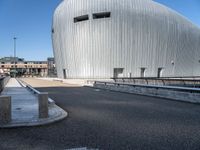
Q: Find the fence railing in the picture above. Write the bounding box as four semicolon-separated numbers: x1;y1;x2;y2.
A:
112;77;200;88
17;79;55;104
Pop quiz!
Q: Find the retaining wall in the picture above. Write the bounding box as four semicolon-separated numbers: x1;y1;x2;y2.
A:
94;82;200;103
0;77;10;93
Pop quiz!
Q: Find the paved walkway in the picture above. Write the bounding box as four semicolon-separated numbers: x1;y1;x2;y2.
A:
0;78;67;128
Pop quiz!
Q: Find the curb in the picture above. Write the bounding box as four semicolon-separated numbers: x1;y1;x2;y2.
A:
0;79;68;128
0;105;68;128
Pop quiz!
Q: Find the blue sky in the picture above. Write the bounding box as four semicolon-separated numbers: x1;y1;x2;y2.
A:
0;0;200;61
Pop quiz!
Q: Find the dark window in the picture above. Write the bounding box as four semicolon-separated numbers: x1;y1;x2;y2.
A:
140;68;146;78
157;68;163;78
93;12;111;19
74;15;89;23
52;28;54;34
113;68;124;78
63;69;67;79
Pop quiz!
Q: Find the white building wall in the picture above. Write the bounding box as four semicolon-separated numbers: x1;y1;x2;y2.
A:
52;0;200;79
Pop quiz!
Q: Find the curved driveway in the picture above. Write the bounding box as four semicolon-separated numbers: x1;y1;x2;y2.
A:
1;78;200;150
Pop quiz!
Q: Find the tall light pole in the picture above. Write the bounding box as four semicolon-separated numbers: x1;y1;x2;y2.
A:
13;37;17;78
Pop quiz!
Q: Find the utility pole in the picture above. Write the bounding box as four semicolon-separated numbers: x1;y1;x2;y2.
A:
13;37;17;78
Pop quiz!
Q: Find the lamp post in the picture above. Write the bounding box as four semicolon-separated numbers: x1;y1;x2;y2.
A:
13;37;17;78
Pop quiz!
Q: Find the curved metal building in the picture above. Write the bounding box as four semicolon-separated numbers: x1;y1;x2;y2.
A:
52;0;200;79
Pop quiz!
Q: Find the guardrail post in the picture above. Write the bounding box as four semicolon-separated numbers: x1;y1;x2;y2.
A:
0;96;11;124
38;93;49;118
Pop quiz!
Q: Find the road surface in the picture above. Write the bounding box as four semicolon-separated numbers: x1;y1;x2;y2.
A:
0;78;200;150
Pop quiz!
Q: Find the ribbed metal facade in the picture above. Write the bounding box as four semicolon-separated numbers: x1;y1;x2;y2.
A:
52;0;200;79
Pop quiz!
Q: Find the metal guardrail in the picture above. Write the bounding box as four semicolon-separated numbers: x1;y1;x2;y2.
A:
17;79;55;104
0;77;10;93
94;81;200;93
111;77;200;88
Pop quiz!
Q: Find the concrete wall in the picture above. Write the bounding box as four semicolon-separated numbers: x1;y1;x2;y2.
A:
0;77;10;93
94;82;200;103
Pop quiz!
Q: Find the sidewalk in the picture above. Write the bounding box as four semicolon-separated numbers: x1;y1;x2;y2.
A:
0;78;67;128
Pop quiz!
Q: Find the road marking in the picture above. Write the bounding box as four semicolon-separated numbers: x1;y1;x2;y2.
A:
94;89;100;92
65;147;99;150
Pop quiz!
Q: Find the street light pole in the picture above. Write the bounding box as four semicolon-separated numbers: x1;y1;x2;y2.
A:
13;37;17;78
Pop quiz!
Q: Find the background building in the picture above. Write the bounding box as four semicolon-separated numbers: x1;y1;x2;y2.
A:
47;57;57;77
0;57;56;77
52;0;200;79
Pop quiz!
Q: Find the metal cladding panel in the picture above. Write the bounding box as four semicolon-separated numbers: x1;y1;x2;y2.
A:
52;0;200;79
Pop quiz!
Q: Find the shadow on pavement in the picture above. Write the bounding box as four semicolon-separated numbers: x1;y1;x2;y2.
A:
1;85;200;150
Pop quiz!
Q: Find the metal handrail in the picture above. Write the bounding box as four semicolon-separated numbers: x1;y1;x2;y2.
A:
17;79;55;104
111;77;200;88
112;77;200;82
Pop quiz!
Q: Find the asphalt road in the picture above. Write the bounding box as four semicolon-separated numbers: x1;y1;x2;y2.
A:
1;79;200;150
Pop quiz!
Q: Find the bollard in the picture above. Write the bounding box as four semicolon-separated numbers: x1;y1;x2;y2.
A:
38;93;49;118
0;96;11;124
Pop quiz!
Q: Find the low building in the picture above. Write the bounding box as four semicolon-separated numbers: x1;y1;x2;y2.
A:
0;57;56;77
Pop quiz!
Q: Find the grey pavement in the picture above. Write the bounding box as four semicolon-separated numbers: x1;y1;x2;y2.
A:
0;78;67;128
1;78;200;149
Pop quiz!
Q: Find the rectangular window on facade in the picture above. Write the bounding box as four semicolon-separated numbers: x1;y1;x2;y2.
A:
140;68;146;78
63;69;67;79
113;68;124;78
157;68;163;78
93;12;111;19
74;15;89;23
